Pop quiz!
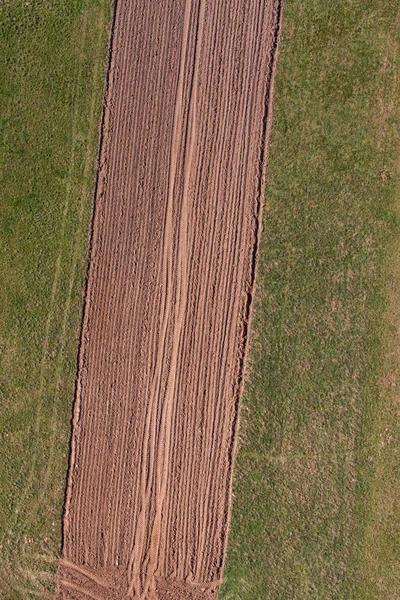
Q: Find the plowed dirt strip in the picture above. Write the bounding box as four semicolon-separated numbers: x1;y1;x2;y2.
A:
58;1;281;598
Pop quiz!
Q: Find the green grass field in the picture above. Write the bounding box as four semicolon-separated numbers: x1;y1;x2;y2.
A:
0;0;110;596
221;1;400;599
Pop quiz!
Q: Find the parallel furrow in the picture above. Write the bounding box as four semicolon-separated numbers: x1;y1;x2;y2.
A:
59;0;282;598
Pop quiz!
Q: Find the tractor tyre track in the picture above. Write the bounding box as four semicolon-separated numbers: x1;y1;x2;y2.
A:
58;0;282;598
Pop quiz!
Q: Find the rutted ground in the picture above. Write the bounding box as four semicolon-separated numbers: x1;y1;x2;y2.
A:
58;1;281;598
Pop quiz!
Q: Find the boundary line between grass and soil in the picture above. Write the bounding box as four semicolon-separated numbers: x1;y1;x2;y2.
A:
60;0;119;556
221;0;283;576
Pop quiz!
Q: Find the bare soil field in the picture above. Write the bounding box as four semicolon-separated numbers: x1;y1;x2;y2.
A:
58;0;281;598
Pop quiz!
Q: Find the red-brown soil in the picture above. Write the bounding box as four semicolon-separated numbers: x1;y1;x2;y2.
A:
58;0;281;598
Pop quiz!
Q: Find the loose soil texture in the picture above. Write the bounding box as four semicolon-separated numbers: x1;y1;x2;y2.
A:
58;1;281;598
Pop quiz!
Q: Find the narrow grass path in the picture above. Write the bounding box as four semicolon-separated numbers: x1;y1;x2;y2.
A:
0;1;110;597
221;1;400;598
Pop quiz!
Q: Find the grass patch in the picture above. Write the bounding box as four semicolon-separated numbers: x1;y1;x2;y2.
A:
221;1;400;598
0;0;111;597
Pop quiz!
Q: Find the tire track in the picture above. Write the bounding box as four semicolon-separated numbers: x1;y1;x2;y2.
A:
58;1;282;598
126;0;194;588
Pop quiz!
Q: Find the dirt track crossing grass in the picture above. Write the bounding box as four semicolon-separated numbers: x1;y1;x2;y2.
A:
0;1;111;597
221;1;400;599
57;1;281;598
